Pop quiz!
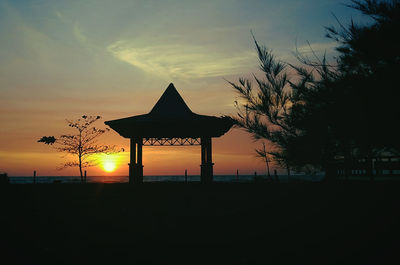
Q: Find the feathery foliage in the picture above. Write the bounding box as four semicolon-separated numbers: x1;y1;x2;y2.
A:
229;0;399;178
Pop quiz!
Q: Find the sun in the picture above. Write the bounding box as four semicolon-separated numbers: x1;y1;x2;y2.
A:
103;160;116;172
100;154;119;173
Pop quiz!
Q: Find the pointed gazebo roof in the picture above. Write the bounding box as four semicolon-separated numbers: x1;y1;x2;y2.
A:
105;83;233;138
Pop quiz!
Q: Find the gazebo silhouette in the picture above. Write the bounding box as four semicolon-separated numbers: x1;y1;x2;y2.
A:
105;83;233;183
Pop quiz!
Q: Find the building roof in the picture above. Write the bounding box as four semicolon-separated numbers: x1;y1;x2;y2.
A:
105;83;233;138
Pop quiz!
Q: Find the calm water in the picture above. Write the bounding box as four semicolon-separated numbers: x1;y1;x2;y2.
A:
8;174;324;184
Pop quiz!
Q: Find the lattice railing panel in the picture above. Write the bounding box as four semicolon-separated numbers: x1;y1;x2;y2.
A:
143;137;201;146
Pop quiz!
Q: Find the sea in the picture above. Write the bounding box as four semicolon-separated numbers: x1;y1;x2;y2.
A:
8;174;324;184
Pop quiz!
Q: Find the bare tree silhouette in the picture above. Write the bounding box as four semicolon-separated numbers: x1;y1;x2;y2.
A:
38;115;120;182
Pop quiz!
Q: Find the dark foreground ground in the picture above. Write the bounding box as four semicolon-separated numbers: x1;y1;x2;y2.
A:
1;182;399;264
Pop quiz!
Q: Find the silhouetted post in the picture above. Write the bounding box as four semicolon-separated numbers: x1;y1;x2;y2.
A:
33;170;36;184
129;138;144;184
0;173;8;184
129;138;136;184
254;171;257;181
200;137;213;183
84;170;87;183
274;169;278;182
185;169;187;183
236;169;239;180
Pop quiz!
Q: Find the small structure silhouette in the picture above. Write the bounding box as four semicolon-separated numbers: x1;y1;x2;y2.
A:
105;83;233;183
185;169;188;183
274;169;278;182
0;172;8;184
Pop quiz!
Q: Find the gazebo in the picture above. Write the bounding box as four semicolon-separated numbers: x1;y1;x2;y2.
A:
105;83;233;183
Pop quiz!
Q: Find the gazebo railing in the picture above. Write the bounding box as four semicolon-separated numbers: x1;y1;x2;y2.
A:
143;137;201;146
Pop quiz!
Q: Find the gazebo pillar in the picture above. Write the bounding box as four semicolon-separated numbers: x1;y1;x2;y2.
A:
129;137;143;184
201;137;214;183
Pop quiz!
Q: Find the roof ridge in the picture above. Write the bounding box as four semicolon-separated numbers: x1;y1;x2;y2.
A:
149;83;193;117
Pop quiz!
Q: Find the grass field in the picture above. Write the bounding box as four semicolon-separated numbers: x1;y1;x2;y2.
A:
1;182;399;264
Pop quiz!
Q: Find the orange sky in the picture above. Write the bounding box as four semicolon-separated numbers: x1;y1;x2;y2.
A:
0;85;270;176
0;0;362;177
0;122;269;177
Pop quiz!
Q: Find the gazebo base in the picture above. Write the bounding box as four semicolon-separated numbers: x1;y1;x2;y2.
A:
129;163;143;184
201;163;214;183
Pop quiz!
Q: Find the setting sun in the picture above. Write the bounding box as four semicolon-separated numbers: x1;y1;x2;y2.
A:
100;154;120;173
103;160;116;172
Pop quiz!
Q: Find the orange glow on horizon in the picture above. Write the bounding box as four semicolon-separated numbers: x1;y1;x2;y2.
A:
0;129;269;176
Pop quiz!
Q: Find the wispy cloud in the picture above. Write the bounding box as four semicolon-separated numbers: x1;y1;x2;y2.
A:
73;23;92;50
55;10;92;51
295;41;337;56
107;40;255;79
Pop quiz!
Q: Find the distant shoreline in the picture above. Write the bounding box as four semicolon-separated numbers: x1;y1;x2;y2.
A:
8;174;323;183
6;174;400;184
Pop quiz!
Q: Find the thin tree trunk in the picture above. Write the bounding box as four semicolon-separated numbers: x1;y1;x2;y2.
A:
79;159;83;183
79;167;83;182
266;159;271;177
79;131;83;183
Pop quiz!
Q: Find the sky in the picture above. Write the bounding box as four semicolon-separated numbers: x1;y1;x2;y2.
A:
0;0;368;177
